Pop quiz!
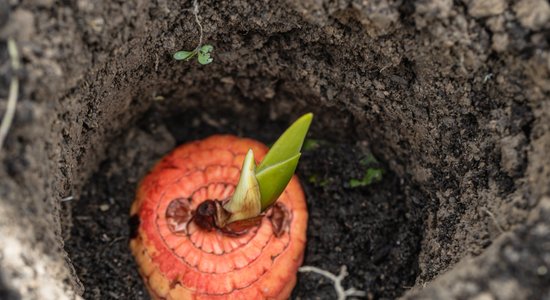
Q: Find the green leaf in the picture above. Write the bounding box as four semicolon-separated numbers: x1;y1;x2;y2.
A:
349;179;363;188
365;168;384;184
198;54;213;65
200;44;214;53
257;113;313;173
256;113;313;210
198;44;214;65
173;50;195;60
256;153;301;211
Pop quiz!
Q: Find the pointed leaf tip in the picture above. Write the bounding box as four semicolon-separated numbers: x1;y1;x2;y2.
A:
257;113;313;173
224;149;262;223
256;113;313;210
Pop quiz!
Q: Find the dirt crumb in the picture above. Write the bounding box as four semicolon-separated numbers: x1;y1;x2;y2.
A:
468;0;507;18
492;33;509;52
414;0;453;25
500;134;527;177
514;0;550;30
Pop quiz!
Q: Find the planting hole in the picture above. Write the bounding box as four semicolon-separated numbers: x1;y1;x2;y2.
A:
65;106;425;299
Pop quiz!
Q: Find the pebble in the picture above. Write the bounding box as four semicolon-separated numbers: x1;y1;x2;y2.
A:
99;203;110;212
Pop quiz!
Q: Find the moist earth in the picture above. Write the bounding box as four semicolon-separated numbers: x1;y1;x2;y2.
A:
65;108;424;299
1;0;550;299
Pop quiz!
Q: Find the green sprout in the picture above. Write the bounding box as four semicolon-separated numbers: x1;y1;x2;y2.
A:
223;149;261;224
348;152;384;187
173;44;213;65
173;0;213;65
224;113;313;223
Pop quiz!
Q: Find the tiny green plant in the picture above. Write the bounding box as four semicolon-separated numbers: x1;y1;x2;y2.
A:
223;113;313;223
173;44;213;65
349;153;384;187
173;0;213;65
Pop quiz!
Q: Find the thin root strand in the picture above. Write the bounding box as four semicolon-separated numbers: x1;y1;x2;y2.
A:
192;0;203;51
299;265;367;300
0;38;20;150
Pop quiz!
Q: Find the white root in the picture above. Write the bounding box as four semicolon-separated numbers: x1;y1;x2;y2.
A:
299;265;367;300
192;0;203;51
0;38;20;150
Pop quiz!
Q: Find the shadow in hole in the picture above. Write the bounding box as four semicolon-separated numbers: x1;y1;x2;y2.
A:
0;271;21;300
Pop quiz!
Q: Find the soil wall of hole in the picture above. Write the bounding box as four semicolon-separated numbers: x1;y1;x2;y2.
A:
0;0;549;299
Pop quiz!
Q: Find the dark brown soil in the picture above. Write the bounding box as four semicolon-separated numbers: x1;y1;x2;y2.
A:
1;0;550;299
65;107;425;299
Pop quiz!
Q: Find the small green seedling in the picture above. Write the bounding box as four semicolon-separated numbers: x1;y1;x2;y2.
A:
349;153;384;187
174;44;213;65
224;113;313;223
173;1;213;65
349;168;384;187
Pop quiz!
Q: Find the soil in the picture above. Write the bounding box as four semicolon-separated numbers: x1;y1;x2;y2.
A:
65;108;425;299
1;0;550;299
